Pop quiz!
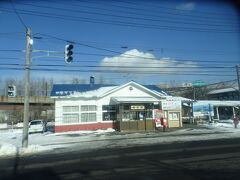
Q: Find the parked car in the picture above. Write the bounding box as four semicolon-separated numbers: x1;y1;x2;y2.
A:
29;120;47;133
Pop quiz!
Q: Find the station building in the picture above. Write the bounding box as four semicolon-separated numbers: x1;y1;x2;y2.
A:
51;81;190;132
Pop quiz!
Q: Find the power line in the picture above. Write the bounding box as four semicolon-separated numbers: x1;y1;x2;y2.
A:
9;0;27;30
111;0;237;18
1;8;238;33
0;56;238;66
0;32;24;35
34;33;240;64
0;47;238;65
0;49;24;52
39;0;239;25
0;63;235;69
0;58;238;67
0;57;21;60
0;48;238;64
76;0;238;21
38;0;238;20
14;2;238;28
0;66;235;77
32;36;239;55
207;79;238;86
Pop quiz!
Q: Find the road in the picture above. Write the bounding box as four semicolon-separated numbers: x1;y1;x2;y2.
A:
1;137;240;180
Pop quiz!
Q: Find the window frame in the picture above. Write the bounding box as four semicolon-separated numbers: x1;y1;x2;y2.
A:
62;113;79;124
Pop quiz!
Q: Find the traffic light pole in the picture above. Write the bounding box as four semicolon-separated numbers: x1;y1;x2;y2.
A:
22;27;31;148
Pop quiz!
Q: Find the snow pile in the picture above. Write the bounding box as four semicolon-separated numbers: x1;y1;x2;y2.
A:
0;143;52;157
95;128;115;134
71;86;117;98
0;129;21;141
1;122;240;157
16;122;23;128
202;122;237;130
0;123;8;129
0;143;17;156
21;145;52;155
50;128;115;136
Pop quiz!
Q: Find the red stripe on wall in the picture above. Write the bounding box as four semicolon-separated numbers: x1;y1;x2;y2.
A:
55;122;114;132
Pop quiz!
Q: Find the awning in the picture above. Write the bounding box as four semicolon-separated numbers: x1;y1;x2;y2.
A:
111;97;161;104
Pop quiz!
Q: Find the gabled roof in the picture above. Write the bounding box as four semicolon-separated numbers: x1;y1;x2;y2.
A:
144;85;169;96
50;84;115;97
99;81;168;98
50;81;169;98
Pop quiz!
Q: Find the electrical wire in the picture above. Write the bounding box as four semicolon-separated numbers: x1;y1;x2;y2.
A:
0;66;235;77
13;2;238;28
9;0;27;30
75;0;238;21
31;36;239;56
0;32;24;35
0;47;238;66
0;8;238;33
35;33;240;64
0;63;235;69
108;0;237;17
0;49;24;52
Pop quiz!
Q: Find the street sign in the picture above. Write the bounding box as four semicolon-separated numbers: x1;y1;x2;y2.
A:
192;80;207;87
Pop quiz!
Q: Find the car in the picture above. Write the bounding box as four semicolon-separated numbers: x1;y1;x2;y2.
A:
29;120;47;134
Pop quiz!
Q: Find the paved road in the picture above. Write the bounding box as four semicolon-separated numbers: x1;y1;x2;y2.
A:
1;137;240;180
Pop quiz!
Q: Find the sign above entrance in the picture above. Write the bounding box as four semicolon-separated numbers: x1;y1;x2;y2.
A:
162;100;181;110
131;105;145;110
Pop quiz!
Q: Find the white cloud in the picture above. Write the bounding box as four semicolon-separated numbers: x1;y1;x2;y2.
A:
100;49;198;76
176;2;195;11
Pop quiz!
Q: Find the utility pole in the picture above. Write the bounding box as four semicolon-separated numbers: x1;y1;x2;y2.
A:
22;27;32;148
236;65;240;100
193;87;196;101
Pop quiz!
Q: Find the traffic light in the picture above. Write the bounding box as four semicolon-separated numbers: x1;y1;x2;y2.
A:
7;85;16;97
64;44;74;64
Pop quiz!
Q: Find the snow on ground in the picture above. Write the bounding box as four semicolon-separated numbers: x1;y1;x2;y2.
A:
1;124;240;157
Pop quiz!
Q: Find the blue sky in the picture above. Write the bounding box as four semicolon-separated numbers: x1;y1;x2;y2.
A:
0;0;239;85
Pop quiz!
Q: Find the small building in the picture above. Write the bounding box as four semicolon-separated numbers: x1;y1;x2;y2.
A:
193;100;240;122
208;87;239;100
50;81;185;132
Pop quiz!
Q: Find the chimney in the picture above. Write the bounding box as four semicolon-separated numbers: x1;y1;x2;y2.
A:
90;76;95;87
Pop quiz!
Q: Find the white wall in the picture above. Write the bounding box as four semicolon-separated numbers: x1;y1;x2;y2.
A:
55;84;161;125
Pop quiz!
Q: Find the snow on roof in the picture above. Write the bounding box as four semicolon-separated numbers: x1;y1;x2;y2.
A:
70;86;118;98
50;84;116;97
50;82;169;98
194;100;240;107
208;87;239;95
143;85;169;96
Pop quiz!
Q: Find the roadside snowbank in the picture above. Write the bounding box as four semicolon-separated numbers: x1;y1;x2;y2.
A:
0;129;116;157
1;124;240;157
0;143;17;156
50;128;115;136
0;123;8;129
0;143;52;157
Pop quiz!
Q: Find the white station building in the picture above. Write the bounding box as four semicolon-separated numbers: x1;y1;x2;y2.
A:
50;80;187;132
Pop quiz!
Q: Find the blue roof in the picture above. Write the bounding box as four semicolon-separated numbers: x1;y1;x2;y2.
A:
50;83;169;97
143;85;169;96
50;84;115;96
